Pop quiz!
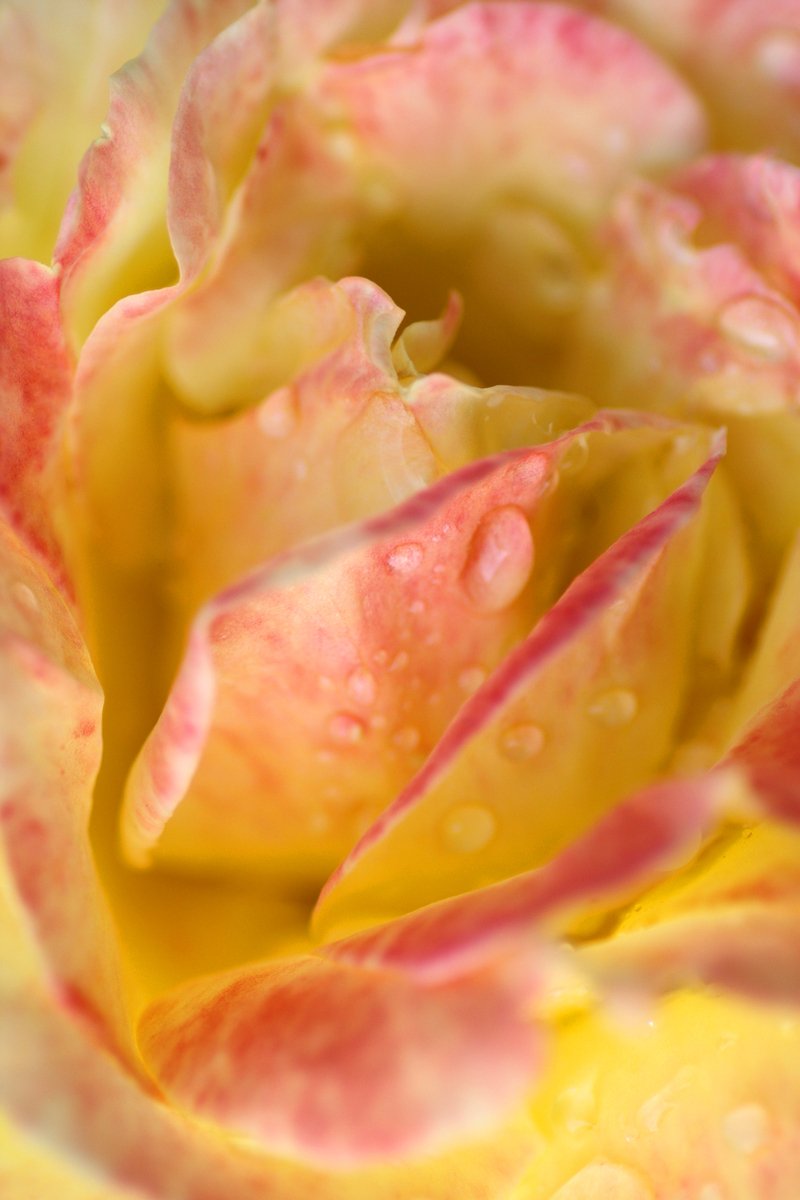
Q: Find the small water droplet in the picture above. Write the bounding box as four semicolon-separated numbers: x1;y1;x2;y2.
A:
458;665;486;693
722;1103;768;1154
258;388;297;438
500;722;545;761
409;598;425;614
328;712;366;744
99;121;112;140
550;1163;654;1200
756;29;800;83
461;505;534;613
698;1185;724;1200
560;433;589;474
346;667;376;706
389;650;409;672
553;1076;597;1133
12;582;39;615
373;649;389;666
587;687;638;726
441;804;496;853
309;812;331;835
386;542;423;573
718;295;799;362
293;458;309;481
637;1067;695;1132
392;726;420;752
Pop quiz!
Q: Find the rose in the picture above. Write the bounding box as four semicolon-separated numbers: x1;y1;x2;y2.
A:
2;1;800;1197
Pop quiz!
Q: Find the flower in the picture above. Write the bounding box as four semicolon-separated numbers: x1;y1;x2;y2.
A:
3;1;800;1197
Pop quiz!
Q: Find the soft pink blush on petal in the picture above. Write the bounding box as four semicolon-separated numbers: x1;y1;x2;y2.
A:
315;435;724;932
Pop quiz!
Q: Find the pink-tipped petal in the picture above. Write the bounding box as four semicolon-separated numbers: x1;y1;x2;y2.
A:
139;951;542;1167
123;416;712;879
0;258;72;586
315;435;723;934
0;516;129;1056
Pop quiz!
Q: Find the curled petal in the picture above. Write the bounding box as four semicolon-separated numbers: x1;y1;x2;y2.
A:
139;953;542;1167
315;434;724;933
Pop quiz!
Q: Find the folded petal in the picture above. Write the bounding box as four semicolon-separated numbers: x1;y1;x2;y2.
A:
139;950;542;1167
123;416;712;882
315;435;723;933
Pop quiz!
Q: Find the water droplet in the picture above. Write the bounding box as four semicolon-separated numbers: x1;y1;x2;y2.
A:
500;722;545;761
373;649;389;666
99;121;112;140
458;665;486;693
309;812;331;835
328;712;366;744
698;1185;724;1200
637;1067;695;1132
587;687;638;727
718;295;799;362
258;388;297;438
346;667;376;706
11;582;39;615
386;542;423;573
553;1076;597;1133
756;29;800;84
392;726;421;752
551;1163;654;1200
441;804;496;853
461;505;534;613
389;650;409;672
560;433;589;474
409;598;425;614
723;1103;768;1154
293;458;309;481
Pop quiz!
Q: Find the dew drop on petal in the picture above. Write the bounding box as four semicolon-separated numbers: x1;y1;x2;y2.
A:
461;505;534;613
392;726;420;752
328;712;366;744
587;687;638;726
722;1103;769;1154
756;29;800;84
551;1164;654;1200
500;722;545;761
385;542;424;574
458;665;487;693
440;804;496;853
346;667;376;706
552;1077;597;1133
258;388;297;438
389;650;409;672
559;433;589;474
11;582;40;616
718;295;799;362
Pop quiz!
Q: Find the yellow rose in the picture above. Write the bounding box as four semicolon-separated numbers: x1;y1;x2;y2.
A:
2;2;800;1198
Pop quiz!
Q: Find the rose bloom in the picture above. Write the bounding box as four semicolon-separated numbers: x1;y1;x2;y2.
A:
4;0;800;1196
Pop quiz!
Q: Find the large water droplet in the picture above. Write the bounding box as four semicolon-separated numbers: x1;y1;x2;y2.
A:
441;804;496;853
587;687;638;726
551;1164;654;1200
718;295;799;362
461;505;534;613
328;712;366;744
500;722;545;761
347;667;376;706
385;542;423;574
258;388;297;438
722;1103;768;1154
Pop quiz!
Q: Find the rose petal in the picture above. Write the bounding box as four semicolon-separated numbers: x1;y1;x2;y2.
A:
521;991;800;1199
0;516;129;1057
0;258;72;586
139;951;542;1167
0;989;534;1199
123;416;711;879
54;0;254;343
0;0;164;262
315;435;723;934
577;0;800;156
